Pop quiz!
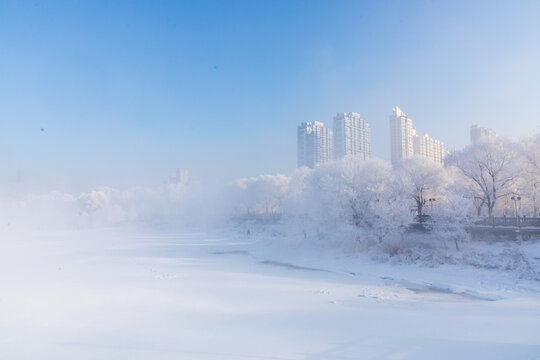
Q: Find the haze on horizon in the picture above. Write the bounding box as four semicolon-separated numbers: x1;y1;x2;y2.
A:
1;0;539;191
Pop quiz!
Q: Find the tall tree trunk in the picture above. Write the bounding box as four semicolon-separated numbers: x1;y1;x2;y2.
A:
417;199;423;216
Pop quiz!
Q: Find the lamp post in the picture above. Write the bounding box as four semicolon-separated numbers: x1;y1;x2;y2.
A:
428;198;436;213
511;196;522;224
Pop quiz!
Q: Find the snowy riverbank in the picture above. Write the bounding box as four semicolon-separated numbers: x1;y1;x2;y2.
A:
1;226;539;359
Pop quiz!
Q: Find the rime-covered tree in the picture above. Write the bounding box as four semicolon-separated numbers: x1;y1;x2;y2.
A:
449;136;518;217
518;134;540;217
400;157;450;217
300;158;410;242
233;174;290;215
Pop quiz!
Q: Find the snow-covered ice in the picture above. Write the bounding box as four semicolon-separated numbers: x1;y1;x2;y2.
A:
1;227;539;359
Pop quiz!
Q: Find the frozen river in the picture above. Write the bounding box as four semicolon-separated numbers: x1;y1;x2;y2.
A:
1;228;539;359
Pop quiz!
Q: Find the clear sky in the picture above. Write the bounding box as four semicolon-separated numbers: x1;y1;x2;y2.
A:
1;0;539;190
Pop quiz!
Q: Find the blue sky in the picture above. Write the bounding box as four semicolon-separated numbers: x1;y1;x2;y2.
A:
1;0;539;189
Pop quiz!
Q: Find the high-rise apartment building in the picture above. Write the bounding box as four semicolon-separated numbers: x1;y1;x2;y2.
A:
333;112;371;160
389;106;415;165
297;121;333;168
389;106;445;166
470;124;496;144
169;169;189;185
413;132;445;165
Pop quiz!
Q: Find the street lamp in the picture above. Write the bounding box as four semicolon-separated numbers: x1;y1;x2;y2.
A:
428;198;436;212
511;196;522;222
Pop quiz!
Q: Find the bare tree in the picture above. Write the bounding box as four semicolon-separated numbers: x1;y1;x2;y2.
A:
519;134;540;217
447;166;486;216
400;157;449;217
449;137;518;217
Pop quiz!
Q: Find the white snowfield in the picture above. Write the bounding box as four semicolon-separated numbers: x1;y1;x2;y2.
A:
1;227;539;360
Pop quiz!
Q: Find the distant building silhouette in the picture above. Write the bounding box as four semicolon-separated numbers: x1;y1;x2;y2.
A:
169;169;189;185
333;112;370;160
389;106;444;166
470;124;496;144
297;121;333;168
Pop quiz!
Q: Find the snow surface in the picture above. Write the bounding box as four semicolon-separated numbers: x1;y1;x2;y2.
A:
1;226;539;359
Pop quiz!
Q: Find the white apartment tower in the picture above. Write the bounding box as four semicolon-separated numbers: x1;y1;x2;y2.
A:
413;132;445;165
470;124;496;144
169;169;189;185
297;121;333;168
333;112;371;160
389;106;415;165
389;106;445;166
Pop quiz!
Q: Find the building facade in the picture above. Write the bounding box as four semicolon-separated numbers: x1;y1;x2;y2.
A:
169;169;189;185
389;106;445;166
470;124;496;144
333;112;371;160
389;106;415;165
413;132;445;165
297;121;333;168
